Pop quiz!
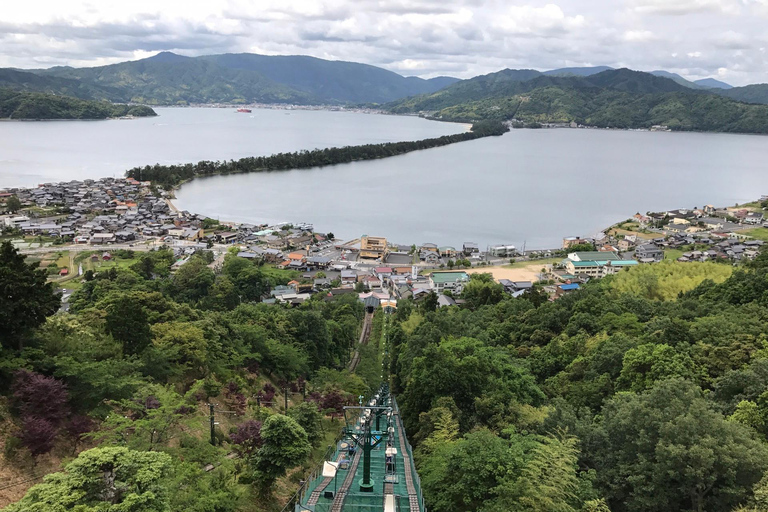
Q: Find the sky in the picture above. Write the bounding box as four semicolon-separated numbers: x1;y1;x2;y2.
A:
2;0;768;86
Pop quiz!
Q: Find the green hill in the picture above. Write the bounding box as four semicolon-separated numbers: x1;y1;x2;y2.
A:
717;84;768;105
0;88;156;119
34;57;317;106
390;68;768;133
198;53;459;103
15;52;459;106
0;68;124;101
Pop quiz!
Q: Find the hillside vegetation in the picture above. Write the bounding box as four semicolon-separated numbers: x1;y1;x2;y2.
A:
389;68;768;133
0;244;371;511
388;252;768;512
0;88;156;119
6;238;768;511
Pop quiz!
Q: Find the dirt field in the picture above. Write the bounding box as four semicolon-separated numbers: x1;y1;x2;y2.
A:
466;263;548;282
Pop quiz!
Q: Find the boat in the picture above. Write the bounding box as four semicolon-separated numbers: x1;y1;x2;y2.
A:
236;108;252;113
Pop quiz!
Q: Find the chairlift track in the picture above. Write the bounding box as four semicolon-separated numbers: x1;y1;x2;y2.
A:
347;311;373;372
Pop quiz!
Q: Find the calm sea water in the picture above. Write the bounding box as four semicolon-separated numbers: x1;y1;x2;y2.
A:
3;108;767;248
0;107;464;188
175;129;768;249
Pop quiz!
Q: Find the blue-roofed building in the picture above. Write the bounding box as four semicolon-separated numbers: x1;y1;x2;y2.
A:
556;282;581;298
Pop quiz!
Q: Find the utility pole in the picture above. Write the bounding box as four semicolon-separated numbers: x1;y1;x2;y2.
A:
208;403;216;446
284;385;289;412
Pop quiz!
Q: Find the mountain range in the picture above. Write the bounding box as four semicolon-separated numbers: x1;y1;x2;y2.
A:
3;52;762;107
388;68;768;134
0;52;458;105
3;52;768;131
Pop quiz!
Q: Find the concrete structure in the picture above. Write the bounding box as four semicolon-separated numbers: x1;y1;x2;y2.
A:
360;235;388;260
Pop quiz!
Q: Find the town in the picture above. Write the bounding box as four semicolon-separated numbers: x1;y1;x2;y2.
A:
2;177;768;309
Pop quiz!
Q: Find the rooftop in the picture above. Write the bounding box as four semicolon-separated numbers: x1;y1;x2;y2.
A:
430;271;470;284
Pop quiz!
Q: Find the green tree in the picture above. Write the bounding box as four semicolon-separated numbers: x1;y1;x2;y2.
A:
6;195;22;212
594;378;768;512
401;337;543;432
94;385;192;451
616;344;695;392
462;276;505;309
419;429;529;512
253;414;311;492
0;241;60;350
5;446;173;512
287;401;323;445
490;432;581;512
105;294;152;355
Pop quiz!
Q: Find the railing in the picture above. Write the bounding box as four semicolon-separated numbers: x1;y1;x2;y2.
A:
280;428;345;512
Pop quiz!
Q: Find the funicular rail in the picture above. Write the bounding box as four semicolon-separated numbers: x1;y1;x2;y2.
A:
347;311;373;372
296;385;426;512
394;407;421;512
329;448;364;511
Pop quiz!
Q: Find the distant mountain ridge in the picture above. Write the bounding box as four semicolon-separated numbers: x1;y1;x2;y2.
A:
7;52;460;106
388;68;768;134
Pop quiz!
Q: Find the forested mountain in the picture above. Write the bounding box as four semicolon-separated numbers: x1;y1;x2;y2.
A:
7;52;459;105
389;68;768;133
34;56;318;106
719;84;768;105
197;53;459;103
0;88;156;119
0;68;124;101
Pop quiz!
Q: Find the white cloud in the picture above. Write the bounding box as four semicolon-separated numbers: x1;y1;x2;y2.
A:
494;4;585;35
0;0;768;85
624;30;657;42
627;0;741;15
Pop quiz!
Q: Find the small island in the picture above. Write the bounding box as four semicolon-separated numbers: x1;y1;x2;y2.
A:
0;88;156;120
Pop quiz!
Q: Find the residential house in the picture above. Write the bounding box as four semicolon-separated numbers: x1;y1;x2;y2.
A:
462;242;479;255
635;244;664;262
439;246;458;258
437;294;457;308
429;271;470;294
340;270;358;286
90;233;116;244
618;238;635;252
562;237;591;249
555;283;580;298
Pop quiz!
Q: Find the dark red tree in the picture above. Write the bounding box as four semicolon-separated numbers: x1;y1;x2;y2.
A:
18;416;57;456
12;370;69;425
321;390;346;418
231;419;262;456
262;383;276;404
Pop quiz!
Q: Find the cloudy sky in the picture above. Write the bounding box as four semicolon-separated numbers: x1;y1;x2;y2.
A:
2;0;768;86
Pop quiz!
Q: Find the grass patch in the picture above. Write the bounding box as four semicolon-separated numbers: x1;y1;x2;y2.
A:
608;228;658;240
664;249;684;261
737;228;768;241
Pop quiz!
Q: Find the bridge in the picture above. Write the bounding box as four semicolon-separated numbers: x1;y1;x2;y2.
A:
286;385;426;512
